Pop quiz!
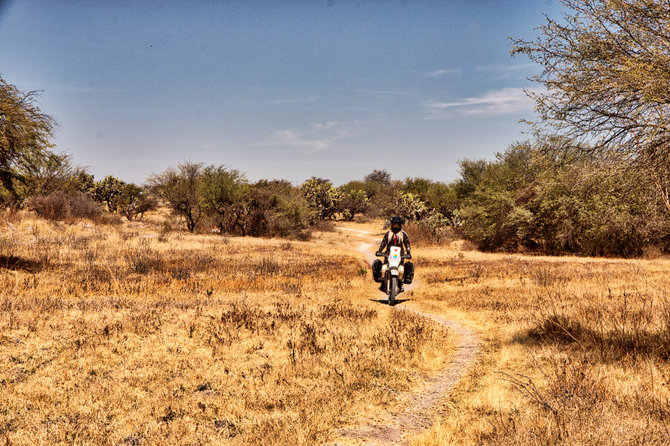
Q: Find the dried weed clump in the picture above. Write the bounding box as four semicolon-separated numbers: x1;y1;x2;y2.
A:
527;290;670;361
411;250;670;446
0;214;451;445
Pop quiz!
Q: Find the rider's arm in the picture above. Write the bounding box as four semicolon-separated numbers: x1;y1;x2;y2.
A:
378;232;389;253
403;231;411;255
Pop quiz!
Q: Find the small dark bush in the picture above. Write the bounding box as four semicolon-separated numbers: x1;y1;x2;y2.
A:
254;257;280;276
312;219;335;232
98;213;123;226
28;192;101;221
28;193;68;220
67;192;102;219
125;247;164;275
404;221;455;247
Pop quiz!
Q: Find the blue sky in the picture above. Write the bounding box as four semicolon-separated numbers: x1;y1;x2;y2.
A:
0;0;562;185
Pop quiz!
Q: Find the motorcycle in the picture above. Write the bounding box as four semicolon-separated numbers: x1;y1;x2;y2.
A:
376;246;411;305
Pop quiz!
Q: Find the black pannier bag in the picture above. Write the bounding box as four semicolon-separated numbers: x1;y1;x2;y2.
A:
372;259;383;283
403;261;414;284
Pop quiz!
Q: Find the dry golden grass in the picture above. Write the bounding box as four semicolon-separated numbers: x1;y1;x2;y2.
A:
0;213;452;445
4;211;667;445
409;248;670;445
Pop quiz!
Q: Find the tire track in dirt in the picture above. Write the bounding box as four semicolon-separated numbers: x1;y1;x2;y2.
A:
332;227;480;445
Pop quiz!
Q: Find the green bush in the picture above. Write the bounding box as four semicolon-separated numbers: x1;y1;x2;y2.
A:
337;181;369;220
300;177;340;221
457;140;670;256
244;180;313;239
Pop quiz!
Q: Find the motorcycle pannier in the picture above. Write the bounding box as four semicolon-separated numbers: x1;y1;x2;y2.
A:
372;259;383;283
403;261;414;284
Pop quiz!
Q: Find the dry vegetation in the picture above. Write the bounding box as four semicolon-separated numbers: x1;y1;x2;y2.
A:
0;212;452;445
410;246;670;445
3;210;669;446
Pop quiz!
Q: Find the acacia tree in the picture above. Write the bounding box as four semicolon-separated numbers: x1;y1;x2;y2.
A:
364;169;392;187
94;175;125;213
337;181;369;221
512;0;670;212
200;165;248;234
116;183;157;221
148;162;205;232
13;151;91;198
0;76;57;205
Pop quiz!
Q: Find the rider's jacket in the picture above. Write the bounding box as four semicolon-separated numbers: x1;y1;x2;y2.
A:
378;230;411;255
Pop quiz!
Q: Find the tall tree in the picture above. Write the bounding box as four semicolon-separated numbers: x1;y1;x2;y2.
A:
94;175;126;213
364;169;392;187
337;181;369;221
0;76;57;204
13;151;89;198
512;0;670;211
200;165;248;234
116;183;157;221
148;162;205;232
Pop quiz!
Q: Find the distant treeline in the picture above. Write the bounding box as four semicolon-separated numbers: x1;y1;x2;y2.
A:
4;141;670;257
2;75;669;256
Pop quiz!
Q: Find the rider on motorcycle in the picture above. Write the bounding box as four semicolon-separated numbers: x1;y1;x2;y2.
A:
372;216;414;292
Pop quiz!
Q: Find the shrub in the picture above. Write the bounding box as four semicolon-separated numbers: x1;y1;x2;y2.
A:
312;219;335;232
67;192;102;220
300;177;340;221
28;192;101;221
404;220;455;247
457;140;670;256
148;162;205;232
242;180;313;239
116;184;157;221
336;183;368;221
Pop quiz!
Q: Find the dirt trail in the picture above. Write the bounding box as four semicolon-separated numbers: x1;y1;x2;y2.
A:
331;227;480;445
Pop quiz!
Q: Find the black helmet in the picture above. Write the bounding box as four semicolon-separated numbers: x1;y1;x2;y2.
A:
390;216;404;233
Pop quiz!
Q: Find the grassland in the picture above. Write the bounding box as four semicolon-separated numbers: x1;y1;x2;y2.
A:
0;213;452;445
1;211;669;445
410;245;670;445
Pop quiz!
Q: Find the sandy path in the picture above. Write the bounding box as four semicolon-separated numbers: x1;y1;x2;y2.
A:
331;227;480;445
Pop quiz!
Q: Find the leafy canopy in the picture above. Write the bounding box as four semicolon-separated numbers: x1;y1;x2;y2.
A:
0;76;57;202
512;0;670;212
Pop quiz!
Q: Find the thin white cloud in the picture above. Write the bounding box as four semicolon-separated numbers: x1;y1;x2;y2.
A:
271;96;316;105
311;121;339;130
258;121;359;153
423;87;542;119
423;68;462;78
272;129;330;152
475;63;538;74
473;63;541;81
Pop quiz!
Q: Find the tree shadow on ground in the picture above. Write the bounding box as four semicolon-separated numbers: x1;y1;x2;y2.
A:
0;255;43;273
512;314;670;362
